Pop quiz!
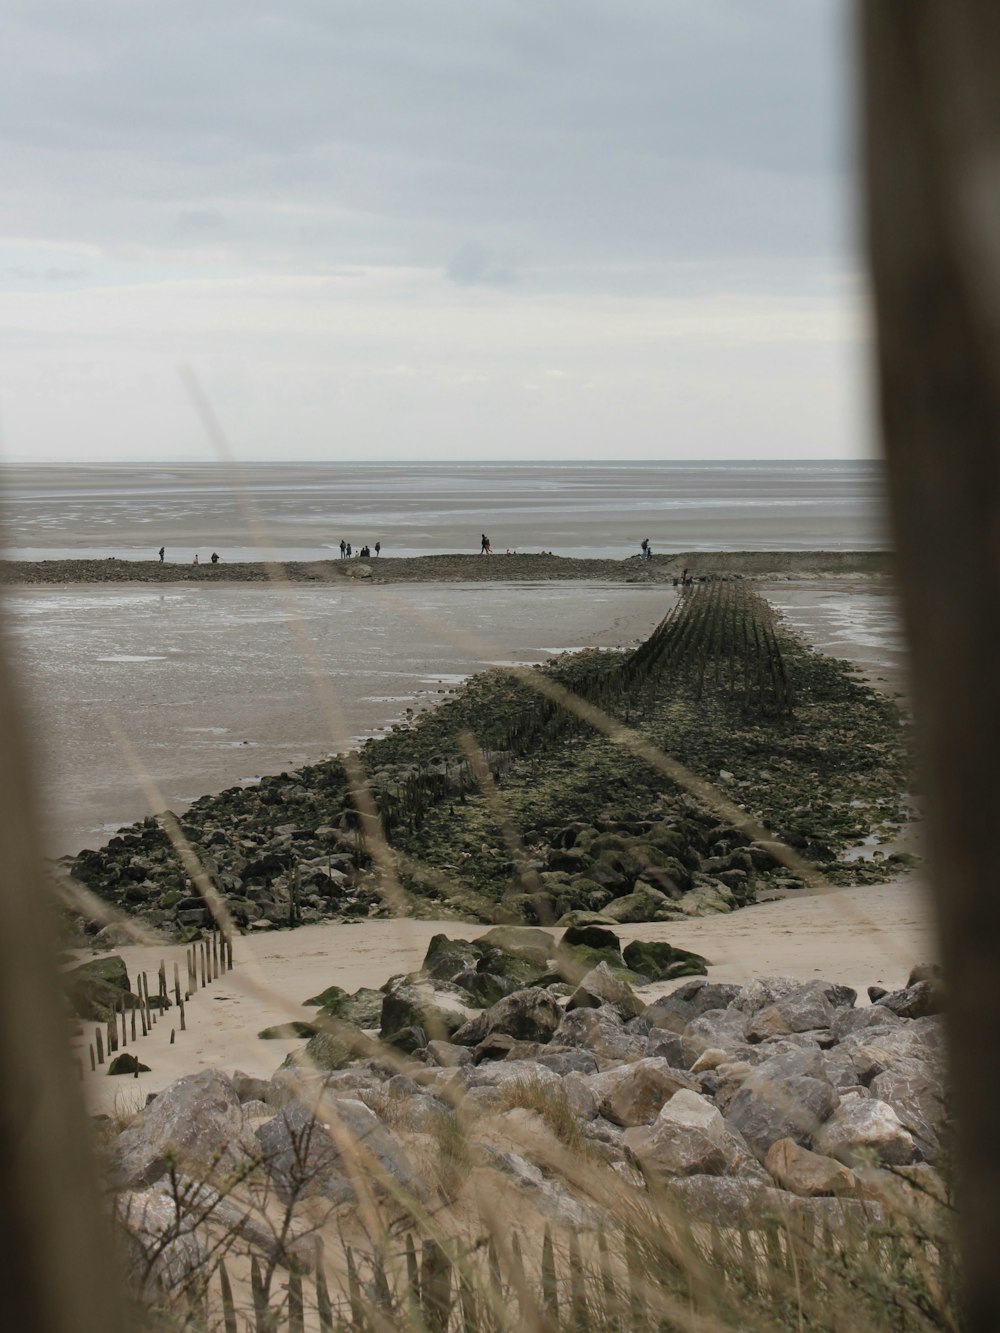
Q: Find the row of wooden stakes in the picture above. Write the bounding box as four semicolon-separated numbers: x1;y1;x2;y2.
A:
87;929;234;1075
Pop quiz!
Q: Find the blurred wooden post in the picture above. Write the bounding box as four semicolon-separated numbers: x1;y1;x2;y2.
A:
541;1228;558;1323
94;1027;104;1065
316;1257;334;1333
861;4;1000;1325
173;961;181;1007
250;1255;268;1333
288;1269;304;1333
218;1259;237;1333
88;1045;95;1072
420;1238;452;1333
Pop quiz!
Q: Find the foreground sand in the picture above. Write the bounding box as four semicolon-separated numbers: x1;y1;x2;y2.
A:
76;874;933;1116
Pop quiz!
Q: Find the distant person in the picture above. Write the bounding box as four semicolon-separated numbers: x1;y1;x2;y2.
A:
640;537;651;559
481;533;492;554
360;544;370;557
374;541;381;556
346;542;352;557
210;551;220;564
339;539;346;559
158;546;165;563
193;554;199;565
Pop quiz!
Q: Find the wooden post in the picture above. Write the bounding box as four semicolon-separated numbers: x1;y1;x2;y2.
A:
288;1270;304;1333
158;960;167;1009
345;1246;364;1331
139;999;147;1038
405;1232;420;1304
541;1229;558;1323
218;1259;237;1333
570;1226;586;1333
119;999;127;1048
316;1259;334;1333
106;1016;116;1054
94;1027;104;1066
420;1238;451;1333
89;1045;95;1072
130;1005;136;1042
226;933;233;970
250;1255;268;1333
169;1029;175;1045
179;995;186;1032
173;961;181;1006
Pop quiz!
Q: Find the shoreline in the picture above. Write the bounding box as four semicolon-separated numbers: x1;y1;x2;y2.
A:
74;876;933;1115
0;550;894;586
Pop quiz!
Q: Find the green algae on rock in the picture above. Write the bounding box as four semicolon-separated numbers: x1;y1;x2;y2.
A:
63;582;911;939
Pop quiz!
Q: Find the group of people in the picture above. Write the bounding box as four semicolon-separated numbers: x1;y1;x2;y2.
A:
157;548;220;564
339;540;381;558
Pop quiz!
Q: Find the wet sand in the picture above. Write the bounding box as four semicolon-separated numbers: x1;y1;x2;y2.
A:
9;579;673;854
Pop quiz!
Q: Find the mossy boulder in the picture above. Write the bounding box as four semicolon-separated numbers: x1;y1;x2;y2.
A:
258;1021;319;1039
622;940;709;981
380;980;470;1046
475;926;554;968
303;985;383;1028
421;934;483;980
283;1024;370;1071
64;954;135;1022
601;884;679;923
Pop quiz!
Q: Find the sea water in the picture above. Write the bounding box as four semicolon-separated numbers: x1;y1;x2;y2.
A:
1;459;886;562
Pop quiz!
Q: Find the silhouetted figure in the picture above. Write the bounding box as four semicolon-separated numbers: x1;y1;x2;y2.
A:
374;541;381;556
210;552;220;564
346;543;352;557
339;539;346;559
481;533;492;554
158;546;165;563
193;554;199;565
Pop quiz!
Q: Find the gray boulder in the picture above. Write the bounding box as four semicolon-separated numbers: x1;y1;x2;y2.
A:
588;1058;697;1126
109;1069;249;1189
725;1048;839;1160
451;988;563;1047
255;1096;426;1204
814;1096;917;1167
553;1007;647;1065
566;962;644;1019
869;1070;945;1160
626;1089;756;1179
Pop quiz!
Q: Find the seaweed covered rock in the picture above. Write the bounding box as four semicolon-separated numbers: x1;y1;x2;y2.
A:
622;940;708;981
64;954;136;1021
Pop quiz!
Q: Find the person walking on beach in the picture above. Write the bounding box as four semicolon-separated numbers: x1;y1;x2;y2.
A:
210;551;220;564
346;542;352;557
339;539;346;559
158;546;165;563
481;533;492;554
374;541;381;556
640;537;650;559
193;554;199;565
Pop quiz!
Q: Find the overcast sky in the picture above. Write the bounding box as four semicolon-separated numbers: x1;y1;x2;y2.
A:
0;0;867;463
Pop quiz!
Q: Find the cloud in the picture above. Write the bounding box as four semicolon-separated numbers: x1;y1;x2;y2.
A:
0;1;863;461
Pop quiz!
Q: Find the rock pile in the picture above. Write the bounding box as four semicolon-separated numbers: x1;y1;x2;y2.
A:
107;927;947;1300
65;589;910;943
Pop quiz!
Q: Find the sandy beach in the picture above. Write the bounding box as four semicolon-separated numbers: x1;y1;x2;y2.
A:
76;874;934;1116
